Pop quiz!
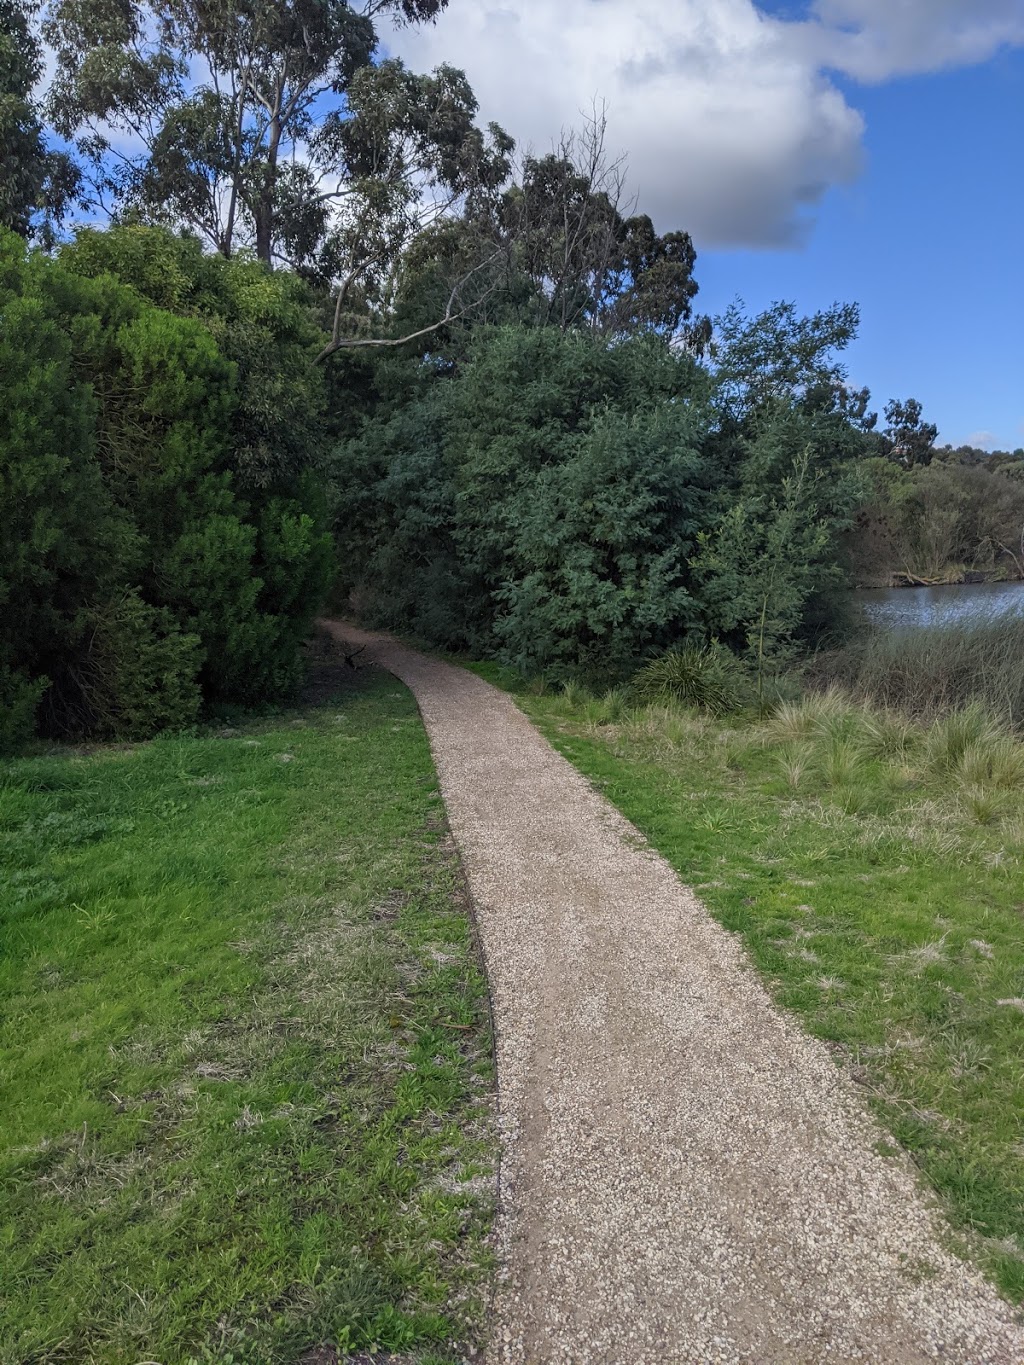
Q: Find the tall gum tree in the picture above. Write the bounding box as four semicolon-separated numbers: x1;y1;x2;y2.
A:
0;0;78;238
44;0;512;342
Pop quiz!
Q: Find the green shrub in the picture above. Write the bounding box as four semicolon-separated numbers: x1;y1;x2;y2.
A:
59;226;336;710
0;227;334;746
0;670;47;754
83;592;202;738
486;402;711;675
0;233;130;740
60;225;333;490
632;644;749;715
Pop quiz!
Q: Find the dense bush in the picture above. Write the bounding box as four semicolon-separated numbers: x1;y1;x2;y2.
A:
335;315;867;677
0;228;334;747
694;410;867;662
336;327;718;674
60;226;335;490
80;592;203;739
0;232;134;746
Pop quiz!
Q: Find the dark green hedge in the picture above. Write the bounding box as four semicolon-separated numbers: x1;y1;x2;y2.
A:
0;227;335;747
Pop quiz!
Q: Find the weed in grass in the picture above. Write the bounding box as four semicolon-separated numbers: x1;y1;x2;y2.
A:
962;785;1012;826
764;687;856;744
946;1034;992;1081
767;698;816;742
627;704;707;750
816;975;846;993
775;743;814;791
598;688;629;724
901;938;949;973
925;705;1005;776
720;732;755;771
579;689;630;728
821;736;869;788
861;710;919;761
696;808;738;834
833;785;876;817
958;738;1024;790
559;680;590;710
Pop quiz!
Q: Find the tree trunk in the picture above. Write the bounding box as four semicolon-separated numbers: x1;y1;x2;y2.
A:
255;99;284;267
255;200;273;265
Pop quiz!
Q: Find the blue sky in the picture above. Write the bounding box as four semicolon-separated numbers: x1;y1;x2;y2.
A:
389;0;1024;452
697;46;1024;450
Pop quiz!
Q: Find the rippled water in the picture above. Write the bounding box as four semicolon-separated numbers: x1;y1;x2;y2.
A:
855;580;1024;629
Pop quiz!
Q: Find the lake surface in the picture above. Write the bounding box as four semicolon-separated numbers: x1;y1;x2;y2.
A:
856;579;1024;629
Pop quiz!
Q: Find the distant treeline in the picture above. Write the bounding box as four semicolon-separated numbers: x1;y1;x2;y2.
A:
936;444;1024;468
845;453;1024;588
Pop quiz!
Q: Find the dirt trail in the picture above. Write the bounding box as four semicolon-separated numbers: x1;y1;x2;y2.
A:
322;620;1024;1365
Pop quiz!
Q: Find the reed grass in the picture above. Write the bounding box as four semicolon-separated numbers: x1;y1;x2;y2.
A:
816;617;1024;732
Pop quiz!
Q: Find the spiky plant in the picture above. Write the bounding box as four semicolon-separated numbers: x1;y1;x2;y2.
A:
632;645;746;716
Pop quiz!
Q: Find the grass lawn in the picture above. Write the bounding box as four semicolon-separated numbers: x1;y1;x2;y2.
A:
472;666;1024;1302
0;650;495;1365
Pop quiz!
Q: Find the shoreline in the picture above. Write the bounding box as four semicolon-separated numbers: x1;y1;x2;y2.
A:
853;569;1024;591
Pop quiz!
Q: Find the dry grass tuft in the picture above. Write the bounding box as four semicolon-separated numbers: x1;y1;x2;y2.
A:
900;938;949;974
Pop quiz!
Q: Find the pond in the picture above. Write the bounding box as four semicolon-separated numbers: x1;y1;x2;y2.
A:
855;579;1024;629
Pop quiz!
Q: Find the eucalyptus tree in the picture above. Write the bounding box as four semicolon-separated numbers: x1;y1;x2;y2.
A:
384;107;702;353
0;0;77;238
883;397;938;467
502;111;699;338
44;0;513;343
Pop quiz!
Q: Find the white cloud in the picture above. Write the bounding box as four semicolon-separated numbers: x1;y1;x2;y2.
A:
384;0;1024;247
965;429;1001;449
803;0;1024;82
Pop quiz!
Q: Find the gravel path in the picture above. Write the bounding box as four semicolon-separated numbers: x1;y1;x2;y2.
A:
322;621;1024;1365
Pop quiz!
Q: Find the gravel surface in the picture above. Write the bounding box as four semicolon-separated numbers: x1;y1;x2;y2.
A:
322;622;1024;1365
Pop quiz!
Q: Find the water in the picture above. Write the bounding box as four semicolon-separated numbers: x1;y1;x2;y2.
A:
856;579;1024;629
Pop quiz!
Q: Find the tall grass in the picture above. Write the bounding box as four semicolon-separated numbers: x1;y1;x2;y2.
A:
814;617;1024;732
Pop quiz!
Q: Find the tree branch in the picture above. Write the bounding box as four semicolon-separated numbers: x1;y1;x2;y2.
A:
314;249;504;363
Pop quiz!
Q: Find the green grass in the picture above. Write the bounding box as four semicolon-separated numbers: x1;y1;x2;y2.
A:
0;656;495;1365
480;672;1024;1302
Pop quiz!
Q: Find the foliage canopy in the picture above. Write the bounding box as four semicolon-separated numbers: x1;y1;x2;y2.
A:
0;227;334;748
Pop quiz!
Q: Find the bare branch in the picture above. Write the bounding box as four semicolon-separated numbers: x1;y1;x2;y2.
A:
315;248;505;363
